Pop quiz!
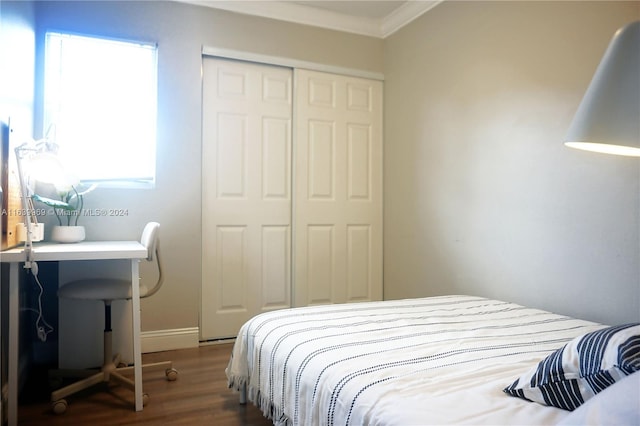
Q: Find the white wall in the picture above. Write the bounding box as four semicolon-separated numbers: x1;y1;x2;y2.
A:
383;1;640;325
0;0;35;142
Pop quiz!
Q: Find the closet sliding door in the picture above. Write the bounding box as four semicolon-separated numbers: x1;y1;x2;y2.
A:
201;57;293;339
294;69;383;306
201;58;383;340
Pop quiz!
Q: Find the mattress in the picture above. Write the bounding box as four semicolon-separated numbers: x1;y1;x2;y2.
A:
226;295;605;425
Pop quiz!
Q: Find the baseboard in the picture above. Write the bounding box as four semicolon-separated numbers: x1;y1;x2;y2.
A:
200;337;236;346
141;327;200;353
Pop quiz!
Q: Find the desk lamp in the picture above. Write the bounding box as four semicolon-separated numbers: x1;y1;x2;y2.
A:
13;134;63;344
564;21;640;156
13;132;61;268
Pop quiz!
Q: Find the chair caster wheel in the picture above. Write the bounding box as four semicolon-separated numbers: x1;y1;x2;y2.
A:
166;368;178;381
52;399;68;414
143;393;150;406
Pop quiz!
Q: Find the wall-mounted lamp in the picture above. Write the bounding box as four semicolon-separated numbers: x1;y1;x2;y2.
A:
564;21;640;156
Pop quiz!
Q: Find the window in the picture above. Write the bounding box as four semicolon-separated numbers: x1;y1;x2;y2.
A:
44;32;157;185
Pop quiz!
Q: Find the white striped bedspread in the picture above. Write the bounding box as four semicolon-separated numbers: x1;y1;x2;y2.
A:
225;295;605;426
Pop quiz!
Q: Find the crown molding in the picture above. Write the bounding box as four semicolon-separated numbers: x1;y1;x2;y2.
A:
381;1;442;38
176;1;444;39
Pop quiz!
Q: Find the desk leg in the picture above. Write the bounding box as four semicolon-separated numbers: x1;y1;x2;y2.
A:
8;263;19;426
130;260;143;411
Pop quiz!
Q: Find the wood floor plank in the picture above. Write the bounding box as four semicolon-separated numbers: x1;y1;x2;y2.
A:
18;344;273;425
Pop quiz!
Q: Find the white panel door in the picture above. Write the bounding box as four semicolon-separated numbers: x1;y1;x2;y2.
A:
294;69;383;306
201;57;292;339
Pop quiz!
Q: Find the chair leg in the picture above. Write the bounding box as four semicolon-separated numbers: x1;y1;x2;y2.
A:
117;360;178;381
51;371;106;401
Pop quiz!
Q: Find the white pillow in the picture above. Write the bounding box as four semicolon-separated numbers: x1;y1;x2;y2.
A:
557;371;640;425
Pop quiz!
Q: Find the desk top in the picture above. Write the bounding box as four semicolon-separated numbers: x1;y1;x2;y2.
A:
0;241;148;263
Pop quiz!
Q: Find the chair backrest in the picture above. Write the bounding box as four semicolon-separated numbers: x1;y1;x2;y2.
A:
141;222;160;261
139;222;164;298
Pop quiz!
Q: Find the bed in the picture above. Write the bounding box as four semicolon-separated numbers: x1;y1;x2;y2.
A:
225;295;640;425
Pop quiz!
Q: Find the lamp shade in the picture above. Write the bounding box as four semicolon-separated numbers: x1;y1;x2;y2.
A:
564;21;640;156
25;152;68;185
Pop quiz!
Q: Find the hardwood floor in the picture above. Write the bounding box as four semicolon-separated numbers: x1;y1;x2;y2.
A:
18;343;273;425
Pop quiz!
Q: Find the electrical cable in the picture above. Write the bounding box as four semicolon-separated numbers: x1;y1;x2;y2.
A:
24;261;55;342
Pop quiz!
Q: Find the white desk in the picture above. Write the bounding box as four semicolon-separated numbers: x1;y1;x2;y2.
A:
0;241;148;426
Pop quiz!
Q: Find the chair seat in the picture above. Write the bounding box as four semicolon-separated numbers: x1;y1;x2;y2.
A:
58;279;150;301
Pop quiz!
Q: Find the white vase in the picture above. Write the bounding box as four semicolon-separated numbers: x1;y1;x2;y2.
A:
51;225;86;243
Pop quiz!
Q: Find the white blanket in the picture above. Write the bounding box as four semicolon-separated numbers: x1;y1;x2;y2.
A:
226;295;603;425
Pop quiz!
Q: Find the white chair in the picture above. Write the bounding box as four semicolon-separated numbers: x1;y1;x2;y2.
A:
50;222;178;414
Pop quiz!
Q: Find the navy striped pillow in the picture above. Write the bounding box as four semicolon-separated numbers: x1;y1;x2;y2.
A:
504;323;640;411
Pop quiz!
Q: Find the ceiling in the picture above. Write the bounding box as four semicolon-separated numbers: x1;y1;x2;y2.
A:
292;1;409;19
178;0;443;38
